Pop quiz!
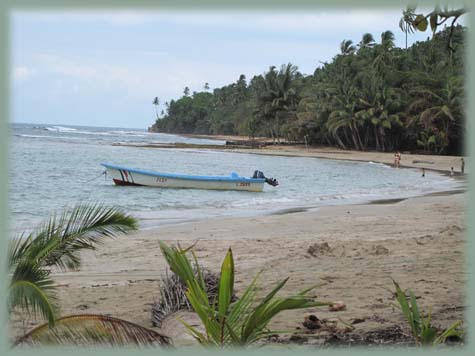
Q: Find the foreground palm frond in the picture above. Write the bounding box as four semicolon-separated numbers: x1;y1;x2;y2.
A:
392;279;463;346
159;241;329;347
9;203;138;326
14;314;171;347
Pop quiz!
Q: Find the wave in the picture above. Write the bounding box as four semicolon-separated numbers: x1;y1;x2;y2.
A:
44;127;148;138
110;130;149;136
44;126;78;132
15;134;83;140
368;161;391;168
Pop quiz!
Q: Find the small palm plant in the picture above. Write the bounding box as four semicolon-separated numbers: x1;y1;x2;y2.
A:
392;279;463;346
8;203;138;327
9;203;172;347
159;241;329;347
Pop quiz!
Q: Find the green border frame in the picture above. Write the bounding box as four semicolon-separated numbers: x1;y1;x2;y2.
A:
1;1;473;355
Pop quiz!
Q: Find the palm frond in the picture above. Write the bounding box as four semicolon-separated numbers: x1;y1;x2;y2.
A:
9;277;57;326
8;203;138;326
25;203;138;271
14;314;171;347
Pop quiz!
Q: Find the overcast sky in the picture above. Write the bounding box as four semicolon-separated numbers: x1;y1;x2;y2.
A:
10;8;461;129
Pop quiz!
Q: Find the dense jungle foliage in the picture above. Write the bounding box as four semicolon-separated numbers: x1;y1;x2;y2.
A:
150;25;466;155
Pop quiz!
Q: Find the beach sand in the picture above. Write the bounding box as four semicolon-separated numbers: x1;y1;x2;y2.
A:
9;148;467;347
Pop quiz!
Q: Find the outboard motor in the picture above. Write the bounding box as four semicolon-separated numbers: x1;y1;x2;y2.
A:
252;170;279;187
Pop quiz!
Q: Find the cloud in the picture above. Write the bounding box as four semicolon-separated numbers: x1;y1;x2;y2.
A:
13;66;35;81
13;8;446;35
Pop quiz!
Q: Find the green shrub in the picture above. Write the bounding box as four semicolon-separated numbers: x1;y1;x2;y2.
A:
159;241;328;347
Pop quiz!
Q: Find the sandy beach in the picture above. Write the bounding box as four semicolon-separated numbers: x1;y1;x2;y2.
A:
183;134;466;174
9;148;467;346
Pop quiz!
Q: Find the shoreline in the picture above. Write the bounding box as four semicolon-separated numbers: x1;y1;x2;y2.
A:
9;138;467;346
10;190;466;346
116;135;466;176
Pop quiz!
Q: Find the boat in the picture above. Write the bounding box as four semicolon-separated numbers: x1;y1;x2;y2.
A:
101;163;278;192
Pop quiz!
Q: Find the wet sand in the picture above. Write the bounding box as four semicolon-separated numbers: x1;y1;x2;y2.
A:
10;192;466;346
9;145;467;347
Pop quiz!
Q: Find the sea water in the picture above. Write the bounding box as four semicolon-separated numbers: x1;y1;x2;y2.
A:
9;123;461;233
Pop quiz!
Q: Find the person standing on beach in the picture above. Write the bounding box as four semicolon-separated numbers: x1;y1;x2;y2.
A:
450;167;455;176
461;158;465;174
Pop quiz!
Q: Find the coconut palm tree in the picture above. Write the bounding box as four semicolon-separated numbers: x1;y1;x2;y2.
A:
340;39;356;56
256;63;299;142
373;31;396;77
358;33;375;49
408;75;463;153
8;203;138;327
381;30;395;49
152;97;160;119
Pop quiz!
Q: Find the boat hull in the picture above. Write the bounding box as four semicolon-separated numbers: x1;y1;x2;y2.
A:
102;163;265;192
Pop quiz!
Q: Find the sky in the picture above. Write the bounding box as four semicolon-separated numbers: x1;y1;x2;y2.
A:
10;8;464;129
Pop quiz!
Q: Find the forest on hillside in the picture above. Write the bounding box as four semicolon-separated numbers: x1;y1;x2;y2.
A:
149;25;466;155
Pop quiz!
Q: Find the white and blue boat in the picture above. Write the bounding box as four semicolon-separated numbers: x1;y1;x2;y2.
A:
101;163;278;192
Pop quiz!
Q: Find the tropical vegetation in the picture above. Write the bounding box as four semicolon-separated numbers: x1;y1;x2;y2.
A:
150;25;466;155
392;279;463;346
8;204;170;347
158;241;329;347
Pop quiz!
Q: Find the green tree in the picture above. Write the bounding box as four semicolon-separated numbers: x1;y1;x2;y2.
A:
255;63;300;142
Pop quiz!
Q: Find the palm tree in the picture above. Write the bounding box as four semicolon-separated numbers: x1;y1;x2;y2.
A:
152;97;160;119
340;39;356;55
381;30;395;49
256;63;299;142
373;31;396;77
408;76;463;153
358;33;375;49
8;203;138;327
399;6;416;49
356;85;405;152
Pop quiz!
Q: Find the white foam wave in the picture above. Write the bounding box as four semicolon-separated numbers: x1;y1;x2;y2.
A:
44;126;77;132
16;134;83;140
368;161;391;168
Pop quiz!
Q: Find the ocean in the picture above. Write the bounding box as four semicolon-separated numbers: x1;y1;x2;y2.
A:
9;123;461;234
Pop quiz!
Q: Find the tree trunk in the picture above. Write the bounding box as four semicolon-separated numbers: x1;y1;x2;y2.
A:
374;127;380;151
335;134;347;150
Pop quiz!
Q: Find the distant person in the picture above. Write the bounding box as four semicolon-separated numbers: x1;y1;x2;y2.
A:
461;158;465;174
394;151;401;168
450;167;454;176
422;168;425;177
394;152;398;168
